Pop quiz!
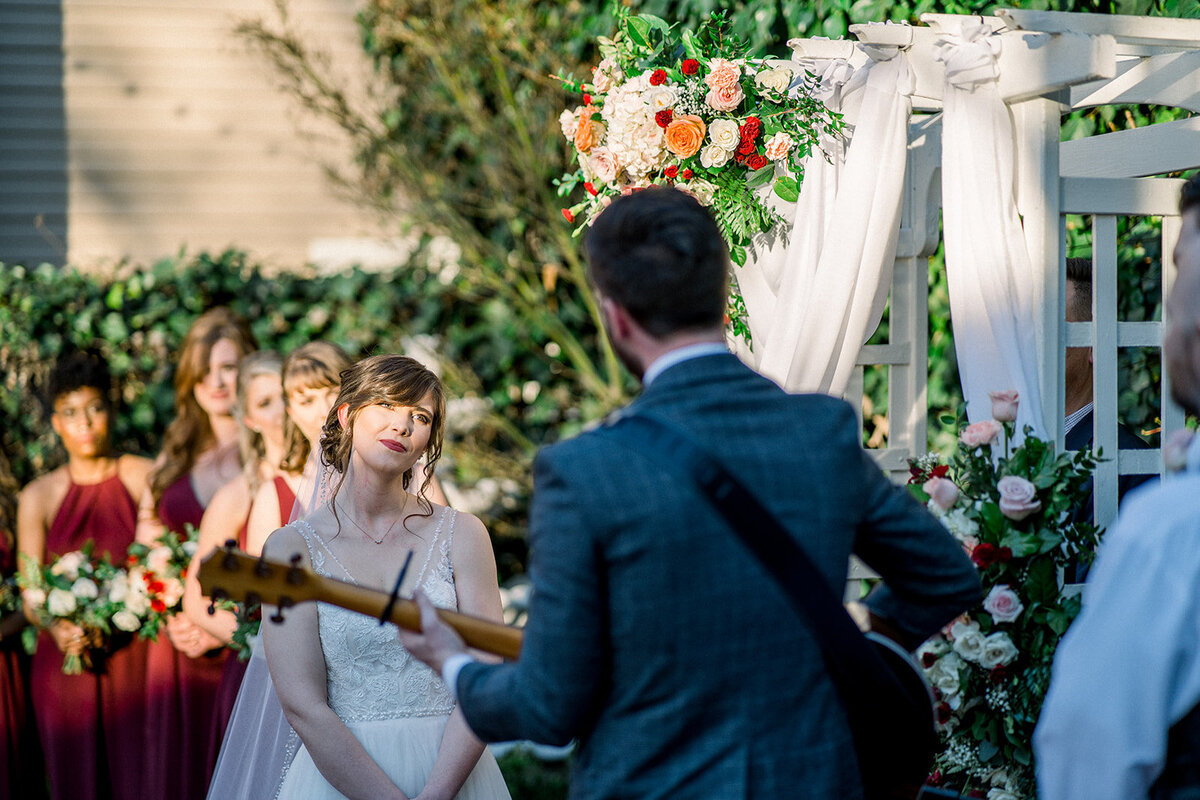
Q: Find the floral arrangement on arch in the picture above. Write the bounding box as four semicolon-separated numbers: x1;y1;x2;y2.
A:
907;391;1101;800
554;9;843;343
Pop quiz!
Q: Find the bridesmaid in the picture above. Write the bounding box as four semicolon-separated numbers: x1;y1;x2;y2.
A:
0;447;45;799
136;307;256;800
16;350;153;800
179;350;287;773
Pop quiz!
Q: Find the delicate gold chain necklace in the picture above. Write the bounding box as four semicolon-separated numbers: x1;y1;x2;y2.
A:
345;495;408;545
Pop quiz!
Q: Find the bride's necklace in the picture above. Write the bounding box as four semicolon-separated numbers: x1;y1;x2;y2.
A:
345;496;408;545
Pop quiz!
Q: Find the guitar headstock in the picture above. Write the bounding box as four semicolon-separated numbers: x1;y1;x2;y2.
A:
197;542;320;621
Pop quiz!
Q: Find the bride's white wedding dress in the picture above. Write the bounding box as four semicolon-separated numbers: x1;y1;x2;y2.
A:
274;512;511;800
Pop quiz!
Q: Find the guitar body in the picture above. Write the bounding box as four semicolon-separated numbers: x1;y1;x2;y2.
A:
859;632;938;800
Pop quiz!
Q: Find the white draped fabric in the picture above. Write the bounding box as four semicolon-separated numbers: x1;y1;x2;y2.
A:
937;20;1047;438
741;37;913;397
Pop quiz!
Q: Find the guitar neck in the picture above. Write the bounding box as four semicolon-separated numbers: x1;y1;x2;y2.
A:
306;576;524;661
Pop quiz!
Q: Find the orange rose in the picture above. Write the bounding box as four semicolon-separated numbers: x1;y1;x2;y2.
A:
664;115;706;159
574;106;605;154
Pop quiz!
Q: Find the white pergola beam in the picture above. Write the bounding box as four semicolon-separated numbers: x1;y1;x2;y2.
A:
1069;50;1200;113
997;9;1200;49
1062;116;1200;179
1061;176;1187;215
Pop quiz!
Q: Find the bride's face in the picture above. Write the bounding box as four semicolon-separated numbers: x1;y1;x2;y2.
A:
346;391;435;476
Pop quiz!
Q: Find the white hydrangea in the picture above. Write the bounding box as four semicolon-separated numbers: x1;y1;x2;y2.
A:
600;74;665;181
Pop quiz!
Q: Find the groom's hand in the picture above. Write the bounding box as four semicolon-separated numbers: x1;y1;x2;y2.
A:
400;589;467;674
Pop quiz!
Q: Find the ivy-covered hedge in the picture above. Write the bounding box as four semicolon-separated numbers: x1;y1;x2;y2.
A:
0;251;580;569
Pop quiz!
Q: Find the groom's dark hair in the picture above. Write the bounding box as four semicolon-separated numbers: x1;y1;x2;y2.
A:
584;186;728;339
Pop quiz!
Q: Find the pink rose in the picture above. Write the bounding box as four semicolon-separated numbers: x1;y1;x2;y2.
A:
587;147;620;186
988;390;1019;423
997;475;1041;521
705;84;744;113
923;477;960;511
1163;429;1195;473
983;584;1024;623
960;420;1002;448
704;58;742;91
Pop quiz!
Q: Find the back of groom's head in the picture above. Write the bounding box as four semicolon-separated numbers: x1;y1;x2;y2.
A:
584;186;729;339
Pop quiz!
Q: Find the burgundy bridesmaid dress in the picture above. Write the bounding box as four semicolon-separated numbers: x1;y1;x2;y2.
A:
143;474;225;800
204;476;298;776
30;474;148;800
0;530;46;799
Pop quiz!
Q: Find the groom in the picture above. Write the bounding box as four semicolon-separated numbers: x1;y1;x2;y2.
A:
402;186;980;799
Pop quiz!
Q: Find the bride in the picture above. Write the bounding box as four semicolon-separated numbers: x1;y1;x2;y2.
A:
263;354;510;800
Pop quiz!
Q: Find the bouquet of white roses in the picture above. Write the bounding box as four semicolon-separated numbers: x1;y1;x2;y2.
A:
19;543;142;674
554;8;842;343
124;524;198;641
907;391;1101;799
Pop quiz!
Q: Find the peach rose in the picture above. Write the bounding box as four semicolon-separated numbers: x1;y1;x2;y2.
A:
664;114;706;158
960;420;1002;448
588;147;620;186
763;131;795;161
705;84;744;113
923;477;960;511
997;475;1041;521
988;390;1019;423
574;107;605;154
704;58;743;91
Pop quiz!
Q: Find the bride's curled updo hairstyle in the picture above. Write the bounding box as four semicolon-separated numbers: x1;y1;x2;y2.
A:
320;354;445;519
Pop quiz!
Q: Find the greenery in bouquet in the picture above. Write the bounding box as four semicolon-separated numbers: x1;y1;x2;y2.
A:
553;7;843;344
18;543;141;674
125;524;199;641
213;597;262;662
906;391;1101;800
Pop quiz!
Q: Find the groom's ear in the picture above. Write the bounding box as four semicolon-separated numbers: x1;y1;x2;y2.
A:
336;403;351;429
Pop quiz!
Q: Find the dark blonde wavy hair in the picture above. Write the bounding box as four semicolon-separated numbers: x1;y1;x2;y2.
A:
149;308;257;504
280;342;354;474
319;355;446;535
234;350;284;495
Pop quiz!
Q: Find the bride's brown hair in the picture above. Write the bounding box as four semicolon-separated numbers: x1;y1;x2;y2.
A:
320;355;445;529
150;308;256;504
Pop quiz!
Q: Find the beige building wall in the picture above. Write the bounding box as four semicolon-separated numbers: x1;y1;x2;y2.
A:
2;0;388;270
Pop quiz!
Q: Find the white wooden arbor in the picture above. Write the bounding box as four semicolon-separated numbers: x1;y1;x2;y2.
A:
785;10;1200;532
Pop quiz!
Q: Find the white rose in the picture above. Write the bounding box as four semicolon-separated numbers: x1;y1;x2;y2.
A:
160;578;185;609
588;147;620;186
23;588;46;610
642;85;678;111
687;179;717;206
124;590;149;617
182;540;198;558
47;588;77;617
146;546;172;576
50;551;84;581
979;632;1019;669
71;577;99;600
928;652;964;698
112;609;142;633
952;629;986;663
988;790;1019;800
699;143;732;169
108;574;129;604
559;108;580;139
754;66;794;96
708;119;741;152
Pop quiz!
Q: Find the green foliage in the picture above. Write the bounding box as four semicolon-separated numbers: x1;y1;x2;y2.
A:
496;747;571;800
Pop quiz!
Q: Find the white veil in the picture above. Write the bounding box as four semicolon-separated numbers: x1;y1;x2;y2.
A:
206;456;335;800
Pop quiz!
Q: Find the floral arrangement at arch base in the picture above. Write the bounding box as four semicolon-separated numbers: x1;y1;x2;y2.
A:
907;391;1101;800
553;8;843;344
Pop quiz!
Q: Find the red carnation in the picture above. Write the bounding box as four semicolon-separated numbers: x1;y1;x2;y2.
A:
928;769;944;787
746;153;769;171
583;181;598;196
561;208;575;223
148;580;165;594
737;137;757;156
931;464;950;478
990;665;1009;683
935;702;952;724
681;59;700;75
663;165;678;179
740;118;762;142
150;598;167;614
681;168;693;180
582;93;592;104
654;109;674;128
734;153;747;165
921;651;938;669
998;546;1013;563
649;69;668;86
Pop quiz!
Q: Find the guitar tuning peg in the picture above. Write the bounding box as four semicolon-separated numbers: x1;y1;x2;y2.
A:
270;609;286;624
254;557;272;578
222;550;240;571
286;554;304;586
207;598;217;616
223;538;238;550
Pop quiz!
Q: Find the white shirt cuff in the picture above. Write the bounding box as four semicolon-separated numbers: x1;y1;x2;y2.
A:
442;652;476;702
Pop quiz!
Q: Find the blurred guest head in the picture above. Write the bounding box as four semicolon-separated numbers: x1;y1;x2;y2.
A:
1164;175;1200;416
280;341;353;473
1064;257;1094;416
234;350;285;490
47;349;114;462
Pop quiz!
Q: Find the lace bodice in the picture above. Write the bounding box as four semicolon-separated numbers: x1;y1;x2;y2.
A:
293;511;458;723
